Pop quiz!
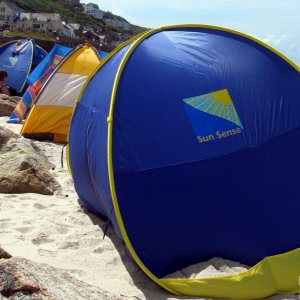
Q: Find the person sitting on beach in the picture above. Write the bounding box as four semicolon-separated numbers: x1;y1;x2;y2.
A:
0;69;21;96
0;69;10;96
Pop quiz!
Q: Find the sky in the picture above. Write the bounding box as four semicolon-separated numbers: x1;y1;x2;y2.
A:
81;0;300;65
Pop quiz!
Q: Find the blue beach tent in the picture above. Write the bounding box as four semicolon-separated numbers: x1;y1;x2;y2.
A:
99;50;109;60
0;39;47;93
67;25;300;299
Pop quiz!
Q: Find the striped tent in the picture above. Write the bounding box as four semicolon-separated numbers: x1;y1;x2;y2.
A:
8;44;72;124
21;43;101;143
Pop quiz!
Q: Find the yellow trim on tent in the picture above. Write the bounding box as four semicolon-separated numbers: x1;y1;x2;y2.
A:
106;24;300;299
0;40;15;49
161;248;300;299
0;39;22;50
36;44;47;54
107;27;179;295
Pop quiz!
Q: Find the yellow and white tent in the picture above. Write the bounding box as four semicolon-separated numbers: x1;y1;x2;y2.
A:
21;43;101;143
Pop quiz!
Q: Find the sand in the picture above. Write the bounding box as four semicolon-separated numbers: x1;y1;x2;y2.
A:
0;116;297;300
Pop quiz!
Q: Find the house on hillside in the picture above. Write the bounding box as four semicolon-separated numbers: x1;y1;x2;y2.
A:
13;13;76;38
82;2;104;19
62;23;78;39
0;0;20;29
14;13;63;34
82;27;107;45
69;23;81;36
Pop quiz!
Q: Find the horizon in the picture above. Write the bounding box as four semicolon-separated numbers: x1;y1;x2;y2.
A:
80;0;300;65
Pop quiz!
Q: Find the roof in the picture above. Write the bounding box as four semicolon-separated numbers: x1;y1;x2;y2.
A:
69;23;80;30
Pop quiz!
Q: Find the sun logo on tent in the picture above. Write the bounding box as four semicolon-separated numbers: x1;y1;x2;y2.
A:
9;56;19;67
182;89;244;143
4;56;19;68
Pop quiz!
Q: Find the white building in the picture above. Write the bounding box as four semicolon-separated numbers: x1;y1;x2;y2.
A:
69;23;80;31
14;13;77;38
15;13;63;34
62;22;78;38
81;3;86;12
0;0;19;29
82;2;104;19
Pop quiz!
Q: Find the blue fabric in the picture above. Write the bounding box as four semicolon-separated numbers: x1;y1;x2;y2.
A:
69;44;131;237
0;39;47;92
69;27;300;278
31;44;47;73
27;44;70;85
183;103;242;138
114;128;300;277
99;50;109;60
112;30;300;171
112;28;300;276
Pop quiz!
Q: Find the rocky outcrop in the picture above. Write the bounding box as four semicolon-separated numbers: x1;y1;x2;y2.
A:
0;257;56;299
0;247;11;259
0;127;18;151
0;95;20;117
0;131;60;195
0;256;123;300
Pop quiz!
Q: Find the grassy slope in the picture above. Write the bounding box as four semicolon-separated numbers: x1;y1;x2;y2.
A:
10;0;149;35
2;30;56;41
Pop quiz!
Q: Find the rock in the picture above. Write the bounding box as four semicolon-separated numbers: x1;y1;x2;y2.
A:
0;247;11;259
0;257;53;299
0;95;21;117
0;127;18;151
0;257;123;300
0;138;60;195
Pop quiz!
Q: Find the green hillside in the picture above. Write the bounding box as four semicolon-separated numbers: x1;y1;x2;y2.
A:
10;0;148;35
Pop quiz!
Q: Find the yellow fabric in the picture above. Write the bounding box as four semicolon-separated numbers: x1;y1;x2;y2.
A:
21;105;73;143
58;44;100;76
160;248;300;299
21;44;100;143
211;88;233;105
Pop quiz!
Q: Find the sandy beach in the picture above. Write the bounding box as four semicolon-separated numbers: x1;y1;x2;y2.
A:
0;116;297;300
